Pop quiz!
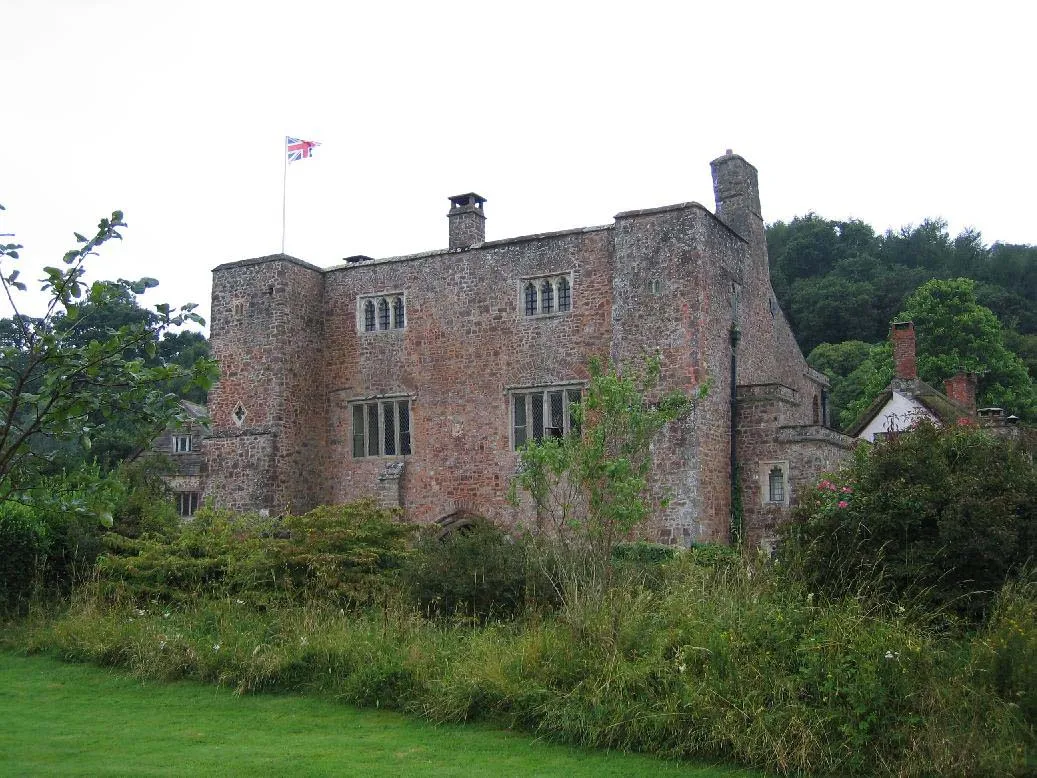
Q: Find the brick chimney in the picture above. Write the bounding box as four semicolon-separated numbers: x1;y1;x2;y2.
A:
447;193;486;249
891;321;917;380
944;370;978;413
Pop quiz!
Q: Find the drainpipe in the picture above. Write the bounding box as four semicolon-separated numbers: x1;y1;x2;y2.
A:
729;325;741;545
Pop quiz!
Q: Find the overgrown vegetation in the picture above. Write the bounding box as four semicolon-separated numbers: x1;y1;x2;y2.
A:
782;421;1036;624
5;546;1032;776
509;356;698;603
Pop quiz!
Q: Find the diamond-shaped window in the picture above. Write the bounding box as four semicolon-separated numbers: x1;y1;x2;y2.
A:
232;404;247;426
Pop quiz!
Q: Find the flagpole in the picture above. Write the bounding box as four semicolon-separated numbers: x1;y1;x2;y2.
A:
281;136;288;254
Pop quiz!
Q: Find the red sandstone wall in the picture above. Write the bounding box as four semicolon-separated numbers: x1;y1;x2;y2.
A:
321;228;615;525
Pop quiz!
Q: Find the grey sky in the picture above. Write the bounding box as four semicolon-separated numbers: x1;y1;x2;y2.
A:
2;0;1034;328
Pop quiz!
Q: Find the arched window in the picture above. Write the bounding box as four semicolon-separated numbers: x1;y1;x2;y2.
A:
541;280;554;314
363;300;376;331
557;277;571;312
524;283;538;316
768;466;785;503
393;296;405;329
378;298;390;330
520;274;573;319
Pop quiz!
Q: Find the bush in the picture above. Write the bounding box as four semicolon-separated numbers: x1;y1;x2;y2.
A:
403;520;553;620
782;421;1037;623
108;459;180;540
0;502;50;610
98;501;411;608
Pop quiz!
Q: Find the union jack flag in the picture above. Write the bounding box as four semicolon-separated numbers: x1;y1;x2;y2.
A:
286;137;320;162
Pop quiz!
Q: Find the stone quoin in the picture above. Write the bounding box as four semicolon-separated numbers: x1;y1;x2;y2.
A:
204;152;853;547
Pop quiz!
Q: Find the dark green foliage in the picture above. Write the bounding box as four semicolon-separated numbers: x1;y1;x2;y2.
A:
107;458;181;540
0;206;215;500
0;502;49;609
273;503;413;606
157;330;212;404
98;501;412;608
766;215;1037;413
404;520;551;620
840;278;1037;426
782;421;1037;623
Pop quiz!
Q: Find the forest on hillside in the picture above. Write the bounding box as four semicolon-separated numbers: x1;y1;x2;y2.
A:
767;215;1037;429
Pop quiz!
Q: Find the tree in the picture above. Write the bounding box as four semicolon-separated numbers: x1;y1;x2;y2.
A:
842;278;1037;426
508;357;698;600
0;205;215;504
782;421;1036;623
806;340;877;426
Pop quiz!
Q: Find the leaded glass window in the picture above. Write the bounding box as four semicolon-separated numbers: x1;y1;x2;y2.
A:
768;467;785;503
364;300;376;331
393;296;405;329
352;398;413;458
557;277;571;312
378;298;390;330
524;283;537;316
520;274;572;317
511;387;582;449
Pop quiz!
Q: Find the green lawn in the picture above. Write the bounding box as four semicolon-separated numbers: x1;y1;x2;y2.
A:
0;652;757;777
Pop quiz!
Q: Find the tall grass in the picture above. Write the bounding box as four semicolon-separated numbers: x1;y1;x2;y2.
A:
6;554;1032;776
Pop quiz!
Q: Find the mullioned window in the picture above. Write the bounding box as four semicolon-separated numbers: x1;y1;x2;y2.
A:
520;274;573;318
358;293;406;333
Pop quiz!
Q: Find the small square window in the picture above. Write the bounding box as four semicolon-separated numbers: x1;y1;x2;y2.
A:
173;434;192;453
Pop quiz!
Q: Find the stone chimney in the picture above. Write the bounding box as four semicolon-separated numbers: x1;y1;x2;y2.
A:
944;370;978;413
447;193;486;249
891;321;917;380
710;150;762;243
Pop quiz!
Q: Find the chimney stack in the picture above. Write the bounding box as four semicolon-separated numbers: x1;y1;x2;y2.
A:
710;151;762;243
891;321;917;380
944;370;978;413
447;193;486;249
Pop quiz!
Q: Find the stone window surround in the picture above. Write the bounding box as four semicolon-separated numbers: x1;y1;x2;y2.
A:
350;393;413;458
173;433;192;453
518;272;574;318
357;291;406;333
760;460;789;506
507;381;584;450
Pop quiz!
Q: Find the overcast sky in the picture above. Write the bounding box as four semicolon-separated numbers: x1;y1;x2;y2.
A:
3;0;1034;329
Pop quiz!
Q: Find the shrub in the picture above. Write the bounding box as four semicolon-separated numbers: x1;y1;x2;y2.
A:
108;459;180;540
98;501;411;608
404;520;554;620
0;502;50;610
781;421;1037;623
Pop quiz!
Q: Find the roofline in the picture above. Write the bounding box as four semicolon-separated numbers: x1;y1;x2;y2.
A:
212;253;325;274
212;199;748;275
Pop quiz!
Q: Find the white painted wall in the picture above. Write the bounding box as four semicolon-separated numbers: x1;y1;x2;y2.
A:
857;391;939;442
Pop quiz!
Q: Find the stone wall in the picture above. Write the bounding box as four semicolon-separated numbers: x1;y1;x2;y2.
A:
205;154;854;544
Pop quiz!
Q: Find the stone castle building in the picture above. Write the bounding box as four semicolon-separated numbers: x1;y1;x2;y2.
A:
204;152;852;546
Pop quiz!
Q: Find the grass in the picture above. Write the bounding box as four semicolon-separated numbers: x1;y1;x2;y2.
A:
0;652;758;777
